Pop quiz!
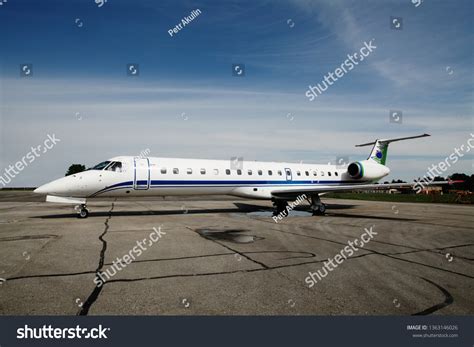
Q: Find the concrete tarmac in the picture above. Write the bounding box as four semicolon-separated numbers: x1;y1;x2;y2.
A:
0;191;472;315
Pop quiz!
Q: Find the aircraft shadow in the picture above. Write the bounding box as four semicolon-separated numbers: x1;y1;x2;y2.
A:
251;203;415;222
33;203;263;219
29;201;414;222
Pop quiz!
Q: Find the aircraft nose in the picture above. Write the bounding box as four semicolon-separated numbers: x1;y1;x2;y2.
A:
34;182;55;194
34;178;69;195
34;185;45;194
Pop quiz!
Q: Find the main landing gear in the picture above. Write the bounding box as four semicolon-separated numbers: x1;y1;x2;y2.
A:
76;204;89;218
272;199;289;217
308;195;326;216
271;195;326;217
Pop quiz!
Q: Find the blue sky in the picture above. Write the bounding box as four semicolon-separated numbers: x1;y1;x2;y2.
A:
0;0;472;186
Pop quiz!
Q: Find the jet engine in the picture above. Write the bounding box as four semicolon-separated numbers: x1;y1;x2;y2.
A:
347;160;390;180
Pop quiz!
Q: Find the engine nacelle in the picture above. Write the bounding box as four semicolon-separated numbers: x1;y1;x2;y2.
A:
347;160;390;180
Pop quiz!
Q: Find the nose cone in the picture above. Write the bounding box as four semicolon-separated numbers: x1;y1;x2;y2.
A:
34;181;60;195
34;184;48;194
34;177;71;196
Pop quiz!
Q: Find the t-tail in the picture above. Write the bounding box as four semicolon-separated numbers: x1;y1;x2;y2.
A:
355;133;430;166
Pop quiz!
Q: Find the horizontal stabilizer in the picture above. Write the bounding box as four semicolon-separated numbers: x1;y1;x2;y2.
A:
355;133;430;147
356;133;430;165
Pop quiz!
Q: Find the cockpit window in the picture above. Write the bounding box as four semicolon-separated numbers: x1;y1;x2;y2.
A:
89;161;123;172
90;161;111;170
106;161;122;172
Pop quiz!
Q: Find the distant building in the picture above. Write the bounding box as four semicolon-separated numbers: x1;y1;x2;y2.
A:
420;186;443;195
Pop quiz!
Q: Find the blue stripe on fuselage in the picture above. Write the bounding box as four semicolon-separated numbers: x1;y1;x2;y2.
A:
89;179;367;197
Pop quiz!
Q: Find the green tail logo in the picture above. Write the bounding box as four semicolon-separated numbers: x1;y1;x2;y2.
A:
369;142;388;165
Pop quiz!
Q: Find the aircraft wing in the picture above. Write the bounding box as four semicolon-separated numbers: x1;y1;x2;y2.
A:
271;180;458;199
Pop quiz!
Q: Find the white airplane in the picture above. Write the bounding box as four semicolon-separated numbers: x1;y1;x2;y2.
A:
34;134;451;218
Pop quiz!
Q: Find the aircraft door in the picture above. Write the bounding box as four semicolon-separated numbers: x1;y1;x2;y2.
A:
134;158;150;190
285;168;292;181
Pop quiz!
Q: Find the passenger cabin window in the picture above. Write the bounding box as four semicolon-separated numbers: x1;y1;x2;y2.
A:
296;171;301;176
161;168;167;174
328;172;332;176
173;168;179;174
187;168;192;174
321;172;325;176
305;171;309;176
226;169;231;175
258;170;263;175
90;161;111;170
200;168;206;175
313;171;317;176
335;172;339;176
213;169;219;175
106;161;122;172
268;170;273;176
237;169;242;175
248;170;252;175
278;170;282;176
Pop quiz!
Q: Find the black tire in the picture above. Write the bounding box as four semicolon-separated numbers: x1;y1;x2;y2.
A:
319;203;326;214
78;208;89;218
312;204;326;216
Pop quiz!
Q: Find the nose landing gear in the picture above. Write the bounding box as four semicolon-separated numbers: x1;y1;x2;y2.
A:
76;204;89;218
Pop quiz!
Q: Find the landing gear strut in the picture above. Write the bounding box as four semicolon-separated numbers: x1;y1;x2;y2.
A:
76;204;89;218
272;199;289;217
308;195;326;216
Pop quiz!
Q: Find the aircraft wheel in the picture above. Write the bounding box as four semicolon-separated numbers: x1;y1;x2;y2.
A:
312;203;326;216
319;203;326;214
78;208;89;218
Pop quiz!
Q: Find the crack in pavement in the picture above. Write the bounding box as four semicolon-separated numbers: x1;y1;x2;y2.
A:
77;202;115;316
412;277;454;315
6;270;95;281
103;250;315;266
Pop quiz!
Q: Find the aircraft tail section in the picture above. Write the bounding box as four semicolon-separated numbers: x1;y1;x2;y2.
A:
355;134;430;166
